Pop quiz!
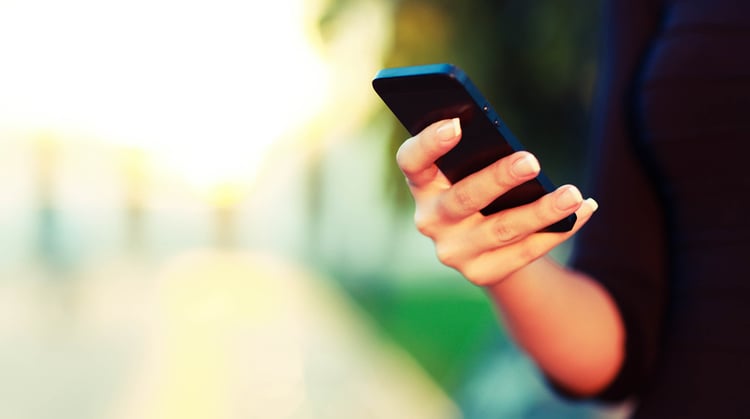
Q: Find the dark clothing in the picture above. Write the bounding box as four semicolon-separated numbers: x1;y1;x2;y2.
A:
568;0;750;417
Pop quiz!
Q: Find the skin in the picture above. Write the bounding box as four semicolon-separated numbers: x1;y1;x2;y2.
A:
397;118;625;396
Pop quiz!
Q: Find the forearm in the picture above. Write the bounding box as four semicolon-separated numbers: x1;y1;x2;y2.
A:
487;256;624;396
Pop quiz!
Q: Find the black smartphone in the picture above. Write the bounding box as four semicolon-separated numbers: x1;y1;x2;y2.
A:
372;63;576;233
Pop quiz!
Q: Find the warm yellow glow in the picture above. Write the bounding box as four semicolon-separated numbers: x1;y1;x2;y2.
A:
106;251;459;419
0;0;329;193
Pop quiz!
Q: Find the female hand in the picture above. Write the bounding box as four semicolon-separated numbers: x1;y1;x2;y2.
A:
396;118;599;286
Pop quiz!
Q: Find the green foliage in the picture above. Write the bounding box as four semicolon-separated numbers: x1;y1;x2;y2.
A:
346;280;500;391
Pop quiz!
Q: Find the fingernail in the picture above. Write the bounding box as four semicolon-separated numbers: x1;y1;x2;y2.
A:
586;197;599;212
555;186;583;211
511;154;540;178
436;118;461;142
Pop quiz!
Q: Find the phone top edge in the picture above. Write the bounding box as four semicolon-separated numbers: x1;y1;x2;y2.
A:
372;63;466;83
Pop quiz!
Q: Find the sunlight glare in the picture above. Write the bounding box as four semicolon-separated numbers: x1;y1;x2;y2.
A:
0;0;329;193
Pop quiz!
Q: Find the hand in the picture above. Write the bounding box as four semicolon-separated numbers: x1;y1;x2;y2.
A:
396;118;599;286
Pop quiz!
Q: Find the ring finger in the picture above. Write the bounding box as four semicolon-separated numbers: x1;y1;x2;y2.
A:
455;185;585;259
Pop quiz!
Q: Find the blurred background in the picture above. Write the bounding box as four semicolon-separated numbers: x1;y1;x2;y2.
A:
0;0;628;418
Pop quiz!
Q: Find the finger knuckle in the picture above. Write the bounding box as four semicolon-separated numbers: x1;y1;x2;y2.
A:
494;160;517;188
434;243;460;268
536;198;562;223
450;186;476;215
414;211;436;237
492;217;520;244
517;241;543;263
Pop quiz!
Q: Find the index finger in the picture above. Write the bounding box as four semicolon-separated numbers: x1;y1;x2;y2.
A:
396;118;462;189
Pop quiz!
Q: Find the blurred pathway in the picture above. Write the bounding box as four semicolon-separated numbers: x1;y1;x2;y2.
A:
0;251;459;419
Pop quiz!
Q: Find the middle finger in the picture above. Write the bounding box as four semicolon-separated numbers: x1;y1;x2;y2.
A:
436;151;542;220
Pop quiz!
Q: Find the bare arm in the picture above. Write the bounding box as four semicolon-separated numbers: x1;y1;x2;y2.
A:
489;258;624;395
396;118;623;395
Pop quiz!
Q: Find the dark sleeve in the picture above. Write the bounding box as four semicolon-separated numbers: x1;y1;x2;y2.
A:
553;0;669;403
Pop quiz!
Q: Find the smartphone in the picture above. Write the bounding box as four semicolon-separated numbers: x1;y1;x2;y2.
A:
372;63;576;233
